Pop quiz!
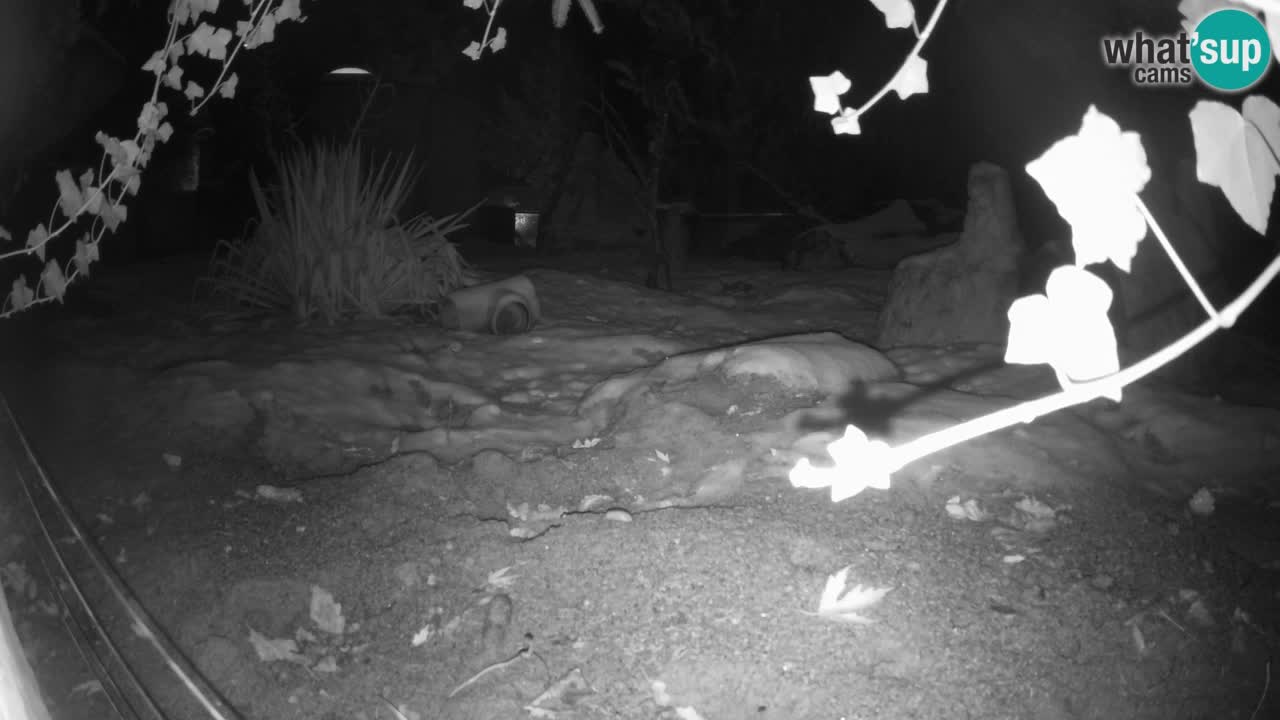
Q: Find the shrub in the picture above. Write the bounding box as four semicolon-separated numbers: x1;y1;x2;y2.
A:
204;140;474;324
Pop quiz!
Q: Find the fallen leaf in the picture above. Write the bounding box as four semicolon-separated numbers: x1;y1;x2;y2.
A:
804;566;891;624
310;586;345;635
248;628;306;664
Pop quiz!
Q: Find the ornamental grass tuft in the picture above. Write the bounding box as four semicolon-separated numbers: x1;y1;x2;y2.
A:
204;140;474;324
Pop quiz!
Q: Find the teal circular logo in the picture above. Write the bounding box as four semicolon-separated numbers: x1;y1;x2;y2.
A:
1192;9;1272;92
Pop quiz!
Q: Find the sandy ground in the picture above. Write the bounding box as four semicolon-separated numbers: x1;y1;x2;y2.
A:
2;246;1279;720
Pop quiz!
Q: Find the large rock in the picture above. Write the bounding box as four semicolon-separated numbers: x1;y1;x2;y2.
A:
546;131;650;250
786;199;953;271
876;163;1025;348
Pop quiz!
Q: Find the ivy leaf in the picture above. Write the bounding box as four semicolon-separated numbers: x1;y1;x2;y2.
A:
173;0;220;27
187;23;233;61
552;0;571;28
85;187;106;216
156;122;174;143
164;64;184;91
1177;0;1256;34
1006;265;1121;400
95;199;127;233
463;0;484;9
121;171;142;196
868;0;916;29
54;170;84;219
166;39;186;64
120;140;141;166
1188;97;1280;235
26;224;48;262
1025;105;1151;271
73;235;99;277
462;41;483;61
490;27;507;53
890;54;929;100
40;260;68;302
832;107;861;136
237;15;276;49
137;101;168;134
78;169;94;194
254;14;278;46
10;277;34;311
137;142;155;170
810;71;851;115
274;0;304;23
0;226;10;243
218;72;239;99
96;132;128;167
141;50;166;76
184;80;206;101
576;0;605;34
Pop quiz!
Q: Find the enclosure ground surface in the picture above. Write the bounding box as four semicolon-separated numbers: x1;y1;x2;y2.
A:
2;248;1279;720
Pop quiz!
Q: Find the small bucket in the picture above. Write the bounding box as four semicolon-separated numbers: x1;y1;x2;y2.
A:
440;274;541;334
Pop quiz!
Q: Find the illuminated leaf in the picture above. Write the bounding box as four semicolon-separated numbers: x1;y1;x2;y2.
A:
141;50;166;75
1177;0;1256;34
1025;106;1150;271
95;199;128;233
810;71;851;115
218;72;239;99
10;277;34;311
789;424;892;501
73;235;99;277
256;14;278;46
274;0;303;23
26;225;48;262
577;0;605;33
172;0;220;27
40;260;68;301
1006;265;1120;400
54;170;83;219
552;0;571;28
164;64;183;91
868;0;915;29
1188;97;1280;235
832;107;861;136
890;54;928;100
187;22;233;60
137;102;167;134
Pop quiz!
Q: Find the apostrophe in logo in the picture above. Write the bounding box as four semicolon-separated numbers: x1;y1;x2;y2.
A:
1190;8;1271;92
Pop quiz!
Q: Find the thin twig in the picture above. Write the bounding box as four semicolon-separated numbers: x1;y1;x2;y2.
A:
446;646;530;699
1248;659;1271;720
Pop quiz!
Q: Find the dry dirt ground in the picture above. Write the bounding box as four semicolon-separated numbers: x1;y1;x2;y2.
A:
2;248;1279;720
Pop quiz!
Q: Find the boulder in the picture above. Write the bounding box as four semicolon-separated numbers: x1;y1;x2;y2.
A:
786;199;953;270
546;131;650;250
876;162;1026;348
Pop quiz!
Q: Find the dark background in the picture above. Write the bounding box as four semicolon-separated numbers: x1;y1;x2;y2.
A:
0;0;1276;331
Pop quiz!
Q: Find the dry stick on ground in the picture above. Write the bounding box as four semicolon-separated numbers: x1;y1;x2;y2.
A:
446;646;531;699
1249;660;1271;720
